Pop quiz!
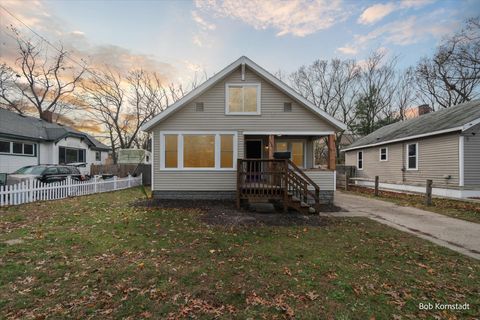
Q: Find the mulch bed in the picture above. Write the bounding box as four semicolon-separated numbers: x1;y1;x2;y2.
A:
135;199;343;227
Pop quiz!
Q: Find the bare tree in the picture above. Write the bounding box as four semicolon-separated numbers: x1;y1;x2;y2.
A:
290;58;361;158
394;68;416;120
353;51;399;135
415;16;480;109
79;68;188;162
0;36;86;120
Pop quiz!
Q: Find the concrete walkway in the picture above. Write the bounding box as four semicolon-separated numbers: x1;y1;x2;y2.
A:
331;191;480;260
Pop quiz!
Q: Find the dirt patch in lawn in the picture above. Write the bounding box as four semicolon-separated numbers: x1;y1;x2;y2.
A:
135;199;338;227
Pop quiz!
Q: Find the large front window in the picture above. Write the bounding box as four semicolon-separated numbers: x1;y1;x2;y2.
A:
161;132;237;170
0;140;36;156
59;147;86;164
184;135;215;168
226;83;260;114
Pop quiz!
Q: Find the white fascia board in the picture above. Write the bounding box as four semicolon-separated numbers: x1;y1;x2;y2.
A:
462;117;480;131
341;126;463;152
243;131;334;136
141;56;347;132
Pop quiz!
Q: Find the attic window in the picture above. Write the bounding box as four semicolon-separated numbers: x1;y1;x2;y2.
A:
195;102;204;112
225;83;261;115
284;102;292;112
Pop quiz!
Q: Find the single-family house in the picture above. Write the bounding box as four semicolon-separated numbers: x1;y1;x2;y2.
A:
0;108;110;174
141;56;346;213
343;100;480;199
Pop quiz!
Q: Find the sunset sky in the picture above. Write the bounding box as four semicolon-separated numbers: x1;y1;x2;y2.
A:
2;0;479;85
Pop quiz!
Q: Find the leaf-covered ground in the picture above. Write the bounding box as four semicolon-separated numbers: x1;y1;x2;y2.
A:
0;188;478;319
345;186;480;224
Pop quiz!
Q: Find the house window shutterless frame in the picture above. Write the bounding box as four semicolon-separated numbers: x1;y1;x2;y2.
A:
159;131;238;171
379;147;388;161
225;83;261;115
406;143;418;170
357;151;363;170
0;140;36;156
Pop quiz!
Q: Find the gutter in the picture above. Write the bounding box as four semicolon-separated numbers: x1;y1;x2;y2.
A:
341;126;464;152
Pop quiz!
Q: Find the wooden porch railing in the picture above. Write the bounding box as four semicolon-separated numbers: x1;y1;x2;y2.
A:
236;159;321;213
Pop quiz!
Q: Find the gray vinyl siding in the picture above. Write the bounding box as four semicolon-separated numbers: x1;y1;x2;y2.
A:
305;171;335;191
463;123;480;187
151;65;336;192
345;133;460;188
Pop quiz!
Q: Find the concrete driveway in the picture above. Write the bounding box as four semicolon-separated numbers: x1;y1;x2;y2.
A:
331;191;480;260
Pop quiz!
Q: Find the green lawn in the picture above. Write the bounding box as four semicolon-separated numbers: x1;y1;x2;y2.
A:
344;186;480;224
0;188;479;319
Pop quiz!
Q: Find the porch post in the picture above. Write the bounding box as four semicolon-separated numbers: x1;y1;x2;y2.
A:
268;135;275;159
327;134;336;170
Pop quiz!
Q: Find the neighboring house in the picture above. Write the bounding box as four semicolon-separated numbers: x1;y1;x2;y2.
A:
117;149;151;164
0;109;111;174
343;100;480;199
141;56;346;209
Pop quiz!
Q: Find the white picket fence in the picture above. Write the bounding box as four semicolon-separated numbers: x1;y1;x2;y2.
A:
0;174;142;207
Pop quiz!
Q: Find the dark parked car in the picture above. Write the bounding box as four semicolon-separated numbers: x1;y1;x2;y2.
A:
7;165;84;185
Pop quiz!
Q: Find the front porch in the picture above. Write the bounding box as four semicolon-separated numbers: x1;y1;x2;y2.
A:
238;133;337;213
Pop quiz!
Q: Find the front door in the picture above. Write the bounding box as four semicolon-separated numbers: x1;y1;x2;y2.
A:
246;140;262;159
245;140;262;181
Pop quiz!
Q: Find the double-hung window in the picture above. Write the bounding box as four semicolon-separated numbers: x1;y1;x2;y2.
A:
226;83;261;114
406;143;418;170
160;132;237;170
379;147;388;161
357;151;363;170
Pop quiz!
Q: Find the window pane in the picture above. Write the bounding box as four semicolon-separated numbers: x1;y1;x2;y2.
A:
66;148;78;163
164;135;178;168
220;134;234;168
184;135;215;168
79;149;86;162
244;86;257;112
408;144;416;157
228;86;243;112
23;144;34;155
291;142;304;167
59;147;66;164
358;151;363;160
13;142;22;154
0;141;10;153
408;156;416;169
95;151;101;161
275;142;288;152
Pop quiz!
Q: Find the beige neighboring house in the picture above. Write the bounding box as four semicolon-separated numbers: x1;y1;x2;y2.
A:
141;56;346;208
343;100;480;199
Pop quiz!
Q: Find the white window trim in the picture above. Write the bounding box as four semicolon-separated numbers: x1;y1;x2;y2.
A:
159;131;238;171
406;143;419;171
379;147;388;161
225;83;261;115
357;151;363;170
275;139;306;168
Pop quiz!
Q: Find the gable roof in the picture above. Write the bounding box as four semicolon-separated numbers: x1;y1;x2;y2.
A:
141;56;347;132
0;108;111;151
343;100;480;152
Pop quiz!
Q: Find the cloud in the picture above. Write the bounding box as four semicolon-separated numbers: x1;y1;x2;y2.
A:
194;0;349;37
358;3;396;25
337;45;358;55
191;11;216;31
339;10;455;55
358;0;434;25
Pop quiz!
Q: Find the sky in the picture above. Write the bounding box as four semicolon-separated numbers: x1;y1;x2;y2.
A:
1;0;479;85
